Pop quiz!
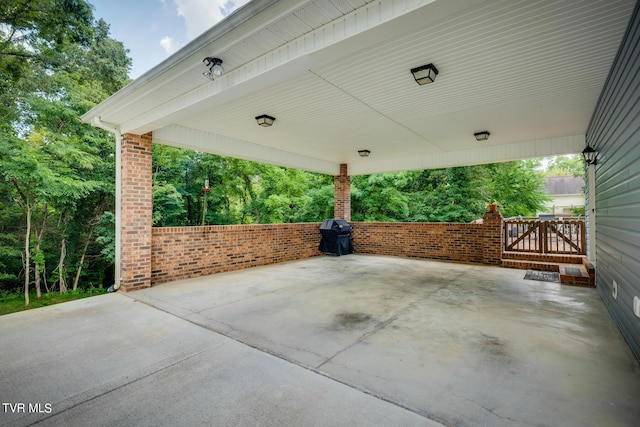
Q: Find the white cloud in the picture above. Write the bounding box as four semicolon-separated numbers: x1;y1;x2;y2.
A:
160;36;182;54
173;0;251;40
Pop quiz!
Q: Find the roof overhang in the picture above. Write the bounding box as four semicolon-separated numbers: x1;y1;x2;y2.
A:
82;0;635;175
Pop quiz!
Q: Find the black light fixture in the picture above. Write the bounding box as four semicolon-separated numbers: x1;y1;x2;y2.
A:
255;114;276;127
410;63;439;85
582;145;597;165
474;131;490;142
203;57;224;80
358;149;371;157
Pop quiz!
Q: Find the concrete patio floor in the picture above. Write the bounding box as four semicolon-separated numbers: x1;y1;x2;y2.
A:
2;255;639;426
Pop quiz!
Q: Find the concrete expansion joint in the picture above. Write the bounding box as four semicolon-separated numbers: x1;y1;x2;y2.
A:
424;282;453;296
318;294;432;370
14;348;212;427
307;366;447;427
246;335;327;363
189;321;447;425
453;394;531;425
198;290;285;313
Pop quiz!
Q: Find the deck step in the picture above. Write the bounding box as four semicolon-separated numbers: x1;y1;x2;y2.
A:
502;259;559;272
559;263;594;287
502;256;595;287
502;252;586;264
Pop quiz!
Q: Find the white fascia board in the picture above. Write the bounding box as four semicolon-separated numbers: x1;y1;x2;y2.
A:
81;0;286;124
119;0;439;135
153;125;340;175
348;135;587;175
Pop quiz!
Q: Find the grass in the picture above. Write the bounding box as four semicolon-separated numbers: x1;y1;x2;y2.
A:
0;287;108;316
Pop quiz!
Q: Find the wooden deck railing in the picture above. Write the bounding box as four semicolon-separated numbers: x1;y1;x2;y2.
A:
503;217;586;255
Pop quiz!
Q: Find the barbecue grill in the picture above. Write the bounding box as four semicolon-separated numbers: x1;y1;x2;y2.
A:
319;219;354;256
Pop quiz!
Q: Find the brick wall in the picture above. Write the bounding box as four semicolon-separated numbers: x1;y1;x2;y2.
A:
149;215;504;284
351;222;484;263
151;223;322;284
121;133;153;291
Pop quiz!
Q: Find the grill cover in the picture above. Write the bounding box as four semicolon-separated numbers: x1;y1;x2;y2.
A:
319;219;354;255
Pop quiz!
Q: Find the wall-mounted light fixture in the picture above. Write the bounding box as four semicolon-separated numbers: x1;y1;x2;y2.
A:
203;57;224;80
358;149;371;157
255;114;276;127
410;63;439;85
582;145;597;165
474;131;490;142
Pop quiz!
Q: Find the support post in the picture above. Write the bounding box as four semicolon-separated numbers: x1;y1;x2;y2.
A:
119;132;153;291
334;164;351;221
482;207;503;265
586;163;597;264
114;132;121;288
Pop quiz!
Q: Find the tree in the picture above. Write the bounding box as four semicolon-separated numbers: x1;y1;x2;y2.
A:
351;162;549;223
544;155;583;177
150;145;334;226
0;2;130;304
0;126;104;302
486;160;550;218
403;167;490;223
256;166;330;223
0;0;94;123
352;173;410;221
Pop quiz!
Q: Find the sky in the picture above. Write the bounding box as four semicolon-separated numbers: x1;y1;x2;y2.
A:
90;0;251;79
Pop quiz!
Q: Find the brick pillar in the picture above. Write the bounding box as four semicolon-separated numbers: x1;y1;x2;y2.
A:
334;164;351;221
482;206;503;265
120;132;153;291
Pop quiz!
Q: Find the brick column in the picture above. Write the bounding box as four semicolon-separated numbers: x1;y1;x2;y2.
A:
334;163;351;221
120;132;153;291
482;206;503;265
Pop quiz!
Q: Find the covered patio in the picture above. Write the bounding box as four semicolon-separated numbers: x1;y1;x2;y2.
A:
3;1;640;425
79;0;640;401
3;255;640;426
81;0;637;292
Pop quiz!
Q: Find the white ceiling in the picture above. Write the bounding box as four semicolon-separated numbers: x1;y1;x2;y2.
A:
83;0;636;175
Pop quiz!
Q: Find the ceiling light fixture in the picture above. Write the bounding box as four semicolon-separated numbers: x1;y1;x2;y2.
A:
474;131;490;142
410;63;439;85
255;114;276;127
358;149;371;157
203;57;224;80
582;145;597;165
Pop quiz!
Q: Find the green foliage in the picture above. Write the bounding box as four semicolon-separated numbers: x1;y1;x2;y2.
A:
150;145;334;226
0;1;129;300
0;0;96;123
352;173;410;221
406;167;490;223
153;183;187;226
0;233;20;285
0;287;107;316
544;155;584;177
149;148;551;226
569;205;586;216
486;160;551;218
94;212;116;264
350;162;548;223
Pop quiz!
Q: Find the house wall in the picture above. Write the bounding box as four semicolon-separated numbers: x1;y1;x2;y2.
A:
542;194;585;215
586;0;640;360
